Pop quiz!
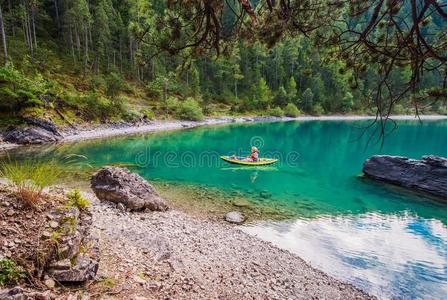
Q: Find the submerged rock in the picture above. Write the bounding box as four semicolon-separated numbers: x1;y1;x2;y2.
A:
91;167;168;211
232;198;252;208
224;211;246;224
363;155;447;199
4;127;62;144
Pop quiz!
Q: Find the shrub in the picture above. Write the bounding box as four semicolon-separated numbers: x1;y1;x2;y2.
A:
105;72;124;99
0;160;62;207
0;259;26;286
66;189;90;211
392;103;405;115
176;98;204;121
270;106;284;117
122;109;141;122
284;103;300;117
140;108;155;120
312;103;325;116
166;96;179;114
82;93;114;121
0;65;46;112
90;76;105;90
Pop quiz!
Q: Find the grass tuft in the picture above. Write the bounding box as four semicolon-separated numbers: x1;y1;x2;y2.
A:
0;159;62;208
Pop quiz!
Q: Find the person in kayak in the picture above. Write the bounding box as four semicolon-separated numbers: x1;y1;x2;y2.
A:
249;146;259;162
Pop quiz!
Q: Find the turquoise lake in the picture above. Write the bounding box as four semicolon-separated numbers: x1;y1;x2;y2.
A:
8;120;447;299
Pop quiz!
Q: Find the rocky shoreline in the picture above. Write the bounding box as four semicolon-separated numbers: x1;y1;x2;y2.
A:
363;155;447;199
2;114;447;151
0;166;375;299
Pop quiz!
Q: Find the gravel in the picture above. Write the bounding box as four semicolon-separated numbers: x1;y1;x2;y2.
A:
85;192;374;299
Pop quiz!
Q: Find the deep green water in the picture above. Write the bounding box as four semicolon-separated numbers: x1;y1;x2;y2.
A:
6;120;447;299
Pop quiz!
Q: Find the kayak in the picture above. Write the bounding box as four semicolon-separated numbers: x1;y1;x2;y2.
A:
220;156;278;166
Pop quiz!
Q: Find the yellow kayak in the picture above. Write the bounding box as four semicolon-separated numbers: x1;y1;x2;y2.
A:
220;156;278;166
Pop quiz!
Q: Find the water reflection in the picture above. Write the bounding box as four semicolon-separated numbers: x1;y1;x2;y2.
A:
242;213;447;300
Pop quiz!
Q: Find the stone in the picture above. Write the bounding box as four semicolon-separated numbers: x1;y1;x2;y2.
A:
363;155;447;199
91;167;168;211
224;211;246;224
133;275;146;285
23;117;62;137
0;287;55;300
117;203;126;212
232;198;252;208
44;278;56;289
4;127;62;145
48;255;98;283
259;191;272;199
49;221;59;229
48;259;72;271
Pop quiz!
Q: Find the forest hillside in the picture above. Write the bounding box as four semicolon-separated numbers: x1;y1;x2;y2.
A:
0;0;445;128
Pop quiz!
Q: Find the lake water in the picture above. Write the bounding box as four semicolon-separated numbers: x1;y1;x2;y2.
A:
8;120;447;299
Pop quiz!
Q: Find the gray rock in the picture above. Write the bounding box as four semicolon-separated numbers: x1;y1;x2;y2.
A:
363;155;447;198
48;255;98;283
0;287;55;300
91;167;168;211
23;117;62;137
117;203;126;212
224;211;246;224
44;278;56;289
4;127;62;144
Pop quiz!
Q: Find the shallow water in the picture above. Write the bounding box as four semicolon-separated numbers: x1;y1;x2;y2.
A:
7;120;447;299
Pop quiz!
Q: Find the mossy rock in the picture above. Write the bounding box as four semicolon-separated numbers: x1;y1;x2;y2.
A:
232;198;252;208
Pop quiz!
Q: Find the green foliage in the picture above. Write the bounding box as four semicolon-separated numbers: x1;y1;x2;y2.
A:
270;106;284;117
274;86;288;107
312;103;325;116
392;104;406;115
122;109;142;122
0;65;46;112
284;103;300;117
90;76;105;90
302;88;314;112
140;108;155;120
66;189;90;211
0;159;62;207
0;259;26;286
341;92;354;112
176;98;204;121
252;78;271;110
166;96;180;114
105;72;125;99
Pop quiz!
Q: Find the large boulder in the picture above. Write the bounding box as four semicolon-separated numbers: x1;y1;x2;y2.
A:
23;117;62;137
4;127;62;144
363;155;447;198
91;167;168;211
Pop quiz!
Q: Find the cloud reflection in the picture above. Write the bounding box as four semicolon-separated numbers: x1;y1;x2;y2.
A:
241;213;447;300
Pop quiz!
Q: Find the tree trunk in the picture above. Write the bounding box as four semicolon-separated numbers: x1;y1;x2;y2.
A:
84;28;88;75
7;0;15;38
31;5;37;49
54;0;60;30
0;5;8;65
69;26;75;62
75;25;81;59
234;80;238;99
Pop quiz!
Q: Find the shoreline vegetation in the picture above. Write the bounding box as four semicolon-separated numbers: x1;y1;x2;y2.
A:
2;114;447;151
